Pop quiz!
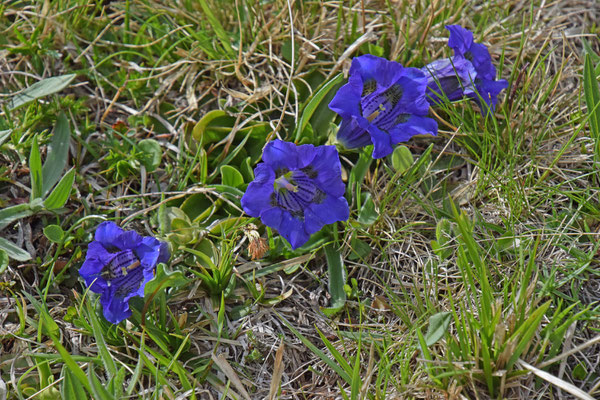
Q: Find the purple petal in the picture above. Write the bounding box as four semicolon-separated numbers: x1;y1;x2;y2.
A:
158;242;170;264
276;211;310;249
446;25;473;56
309;145;346;197
94;221;124;249
137;237;162;268
307;194;349;226
468;42;495;81
241;180;275;217
388;116;438;144
260;207;284;231
113;230;142;251
422;57;477;104
336;117;372;149
368;124;395;159
262;140;317;171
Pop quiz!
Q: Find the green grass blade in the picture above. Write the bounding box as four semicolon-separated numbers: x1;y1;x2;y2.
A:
583;53;600;158
42;112;71;195
315;328;353;377
85;301;117;379
277;312;351;384
197;0;235;58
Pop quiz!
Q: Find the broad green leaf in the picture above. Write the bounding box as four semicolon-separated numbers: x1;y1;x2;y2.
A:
138;139;162;172
346;147;373;197
29;136;43;200
0;249;8;274
61;366;88;400
424;312;452;346
88;366;113;400
43;225;64;243
8;74;76;110
357;193;378;226
220;165;244;188
44;168;75;210
144;263;188;298
0;203;33;231
42;112;71;195
322;244;346;315
0;237;31;262
0;129;11;146
294;73;344;142
391;145;414;173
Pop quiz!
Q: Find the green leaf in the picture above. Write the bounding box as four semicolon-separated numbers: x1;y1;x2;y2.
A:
144;263;188;298
61;366;88;400
424;312;452;346
294;73;344;142
357;193;378;226
0;203;34;231
30;136;43;200
8;74;76;110
391;145;414;173
0;129;11;146
138;139;162;172
0;249;8;274
88;366;113;400
192;110;228;143
42;112;71;195
0;237;31;262
322;244;347;315
346;147;373;197
220;165;244;188
43;225;64;243
44;168;75;210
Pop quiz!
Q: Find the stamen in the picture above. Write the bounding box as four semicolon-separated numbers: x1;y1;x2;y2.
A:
121;260;141;276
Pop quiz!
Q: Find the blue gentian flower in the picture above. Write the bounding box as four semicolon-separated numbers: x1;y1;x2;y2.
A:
329;55;438;159
79;221;170;324
241;140;349;249
429;25;508;113
421;57;477;104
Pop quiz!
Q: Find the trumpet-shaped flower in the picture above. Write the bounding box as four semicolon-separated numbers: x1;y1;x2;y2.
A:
329;55;438;159
421;57;477;104
424;25;508;113
241;140;349;249
79;221;170;324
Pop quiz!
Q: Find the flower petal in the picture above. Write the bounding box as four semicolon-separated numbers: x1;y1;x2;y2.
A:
367;124;395;159
388;115;438;144
467;42;495;81
158;242;170;264
113;230;142;251
422;57;477;104
308;194;349;226
262;140;316;171
309;145;346;197
242;181;275;217
94;221;124;250
260;207;284;232
276;211;310;249
336;117;372;149
446;25;473;56
137;237;162;269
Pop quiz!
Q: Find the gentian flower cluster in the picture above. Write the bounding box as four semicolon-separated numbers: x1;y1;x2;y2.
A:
329;55;438;159
241;140;349;249
79;221;170;324
422;25;509;113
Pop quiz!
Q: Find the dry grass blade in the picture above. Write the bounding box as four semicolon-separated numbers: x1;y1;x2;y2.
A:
518;360;595;400
267;339;285;400
211;353;252;400
538;335;600;369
